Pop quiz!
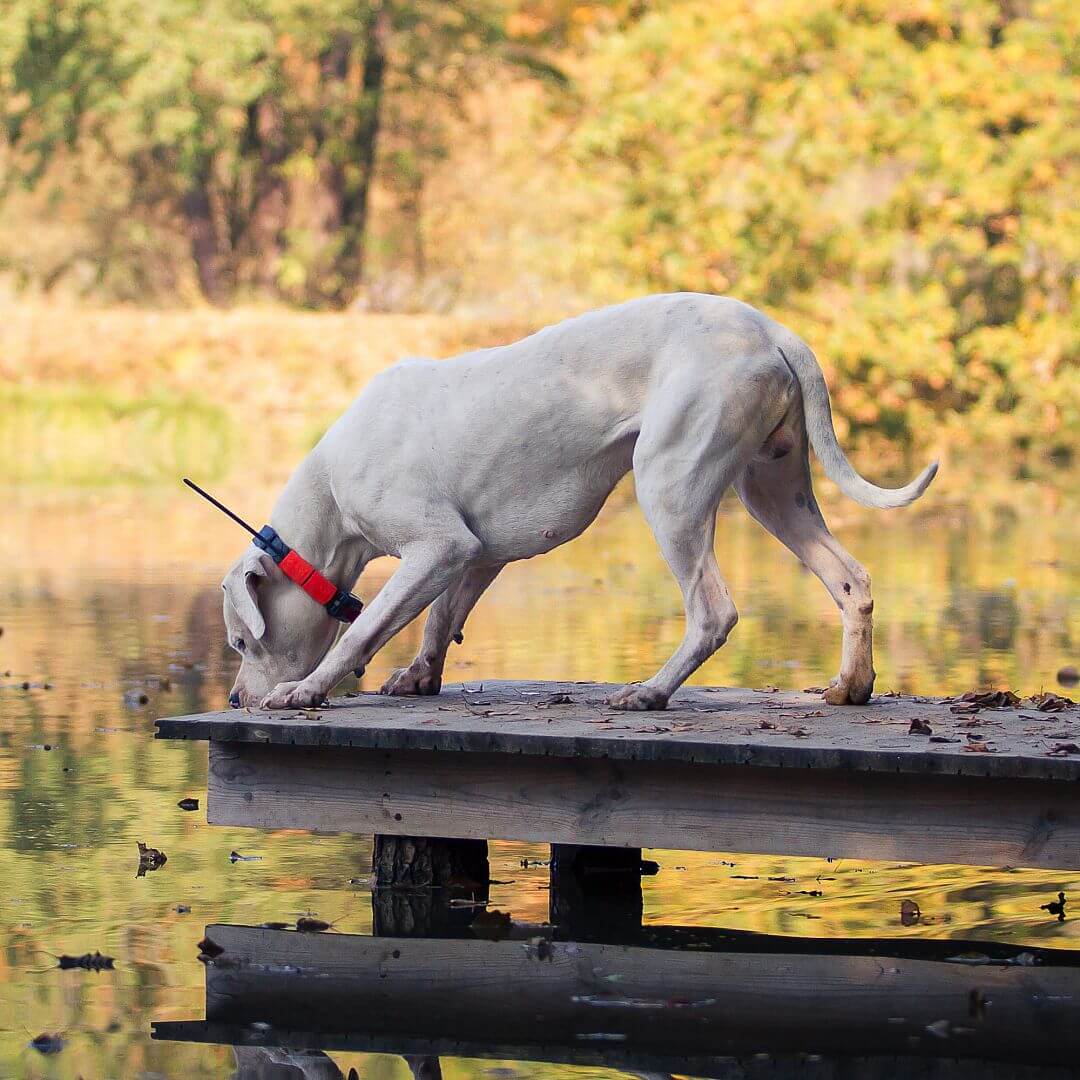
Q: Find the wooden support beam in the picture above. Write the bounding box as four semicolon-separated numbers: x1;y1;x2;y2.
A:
208;741;1080;870
549;844;650;937
371;835;489;937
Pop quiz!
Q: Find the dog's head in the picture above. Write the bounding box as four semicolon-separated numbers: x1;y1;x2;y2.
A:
221;547;339;707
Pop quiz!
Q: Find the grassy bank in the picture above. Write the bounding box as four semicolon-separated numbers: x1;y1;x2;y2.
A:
0;303;1072;492
0;304;535;484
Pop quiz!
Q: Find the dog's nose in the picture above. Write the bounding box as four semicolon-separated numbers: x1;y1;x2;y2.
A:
229;690;241;709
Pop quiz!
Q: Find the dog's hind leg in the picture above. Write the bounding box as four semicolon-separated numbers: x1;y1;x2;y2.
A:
734;412;876;705
381;562;504;696
609;370;781;711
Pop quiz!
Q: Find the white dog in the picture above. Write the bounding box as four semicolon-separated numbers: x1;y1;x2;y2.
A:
222;293;936;712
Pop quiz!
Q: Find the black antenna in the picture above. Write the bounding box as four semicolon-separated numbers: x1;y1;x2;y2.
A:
182;478;260;539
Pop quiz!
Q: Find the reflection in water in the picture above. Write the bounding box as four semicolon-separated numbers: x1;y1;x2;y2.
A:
1;480;1079;1076
156;914;1080;1077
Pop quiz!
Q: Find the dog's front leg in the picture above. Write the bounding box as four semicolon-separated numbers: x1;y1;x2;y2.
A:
261;535;481;710
381;562;504;696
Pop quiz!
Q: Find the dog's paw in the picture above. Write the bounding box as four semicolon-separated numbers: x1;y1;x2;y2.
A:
608;682;669;711
380;665;442;697
261;680;327;710
823;672;875;706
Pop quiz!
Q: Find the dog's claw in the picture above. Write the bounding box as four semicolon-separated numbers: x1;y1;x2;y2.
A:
608;683;669;711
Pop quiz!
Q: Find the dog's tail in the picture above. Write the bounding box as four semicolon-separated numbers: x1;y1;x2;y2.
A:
778;339;938;510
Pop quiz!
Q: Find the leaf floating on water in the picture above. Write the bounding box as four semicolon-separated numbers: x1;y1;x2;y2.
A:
197;936;224;961
900;899;922;926
909;718;933;735
1040;892;1067;921
229;850;262;863
177;798;199;811
30;1032;64;1055
58;951;114;971
296;917;331;933
136;841;167;877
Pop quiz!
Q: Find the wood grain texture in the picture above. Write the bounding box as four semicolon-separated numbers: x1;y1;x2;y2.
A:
208;741;1080;868
157;680;1080;781
150;924;1080;1070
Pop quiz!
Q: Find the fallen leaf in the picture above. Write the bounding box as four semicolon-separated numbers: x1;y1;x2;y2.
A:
909;718;933;735
296;916;331;933
58;951;114;971
1047;743;1080;756
136;841;167;877
1040;891;1067;921
1031;692;1076;712
30;1033;64;1055
177;798;199;811
961;689;1020;708
950;702;981;715
900;899;921;926
197;936;224;959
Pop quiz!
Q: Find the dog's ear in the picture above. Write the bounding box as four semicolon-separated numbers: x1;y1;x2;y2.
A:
222;548;274;640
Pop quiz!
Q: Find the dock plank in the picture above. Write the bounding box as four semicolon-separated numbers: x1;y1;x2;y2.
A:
156;679;1080;782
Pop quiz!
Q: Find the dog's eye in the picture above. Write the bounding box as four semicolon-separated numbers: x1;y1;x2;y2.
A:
233;638;247;653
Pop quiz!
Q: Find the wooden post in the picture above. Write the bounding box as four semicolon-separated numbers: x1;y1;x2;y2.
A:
371;835;489;937
549;844;658;938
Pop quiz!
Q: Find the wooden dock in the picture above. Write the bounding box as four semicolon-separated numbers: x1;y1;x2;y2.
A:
152;922;1080;1075
155;680;1080;870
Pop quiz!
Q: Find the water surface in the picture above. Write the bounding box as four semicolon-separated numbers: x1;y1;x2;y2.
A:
2;478;1078;1078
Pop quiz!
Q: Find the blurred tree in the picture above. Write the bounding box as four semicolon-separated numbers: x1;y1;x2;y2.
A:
571;0;1079;462
0;0;566;306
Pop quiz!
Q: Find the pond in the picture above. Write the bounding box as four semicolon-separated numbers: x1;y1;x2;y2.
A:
1;475;1078;1078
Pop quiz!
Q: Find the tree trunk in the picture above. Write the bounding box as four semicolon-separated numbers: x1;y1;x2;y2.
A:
182;183;228;305
248;96;289;294
342;5;390;292
312;5;390;308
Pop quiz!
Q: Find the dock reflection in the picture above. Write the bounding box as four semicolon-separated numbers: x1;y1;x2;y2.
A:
155;873;1080;1079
